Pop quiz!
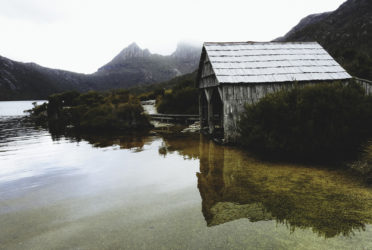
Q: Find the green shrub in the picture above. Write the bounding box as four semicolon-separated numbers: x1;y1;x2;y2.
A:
349;142;372;180
137;88;164;101
76;91;105;106
157;86;198;114
238;81;372;162
29;90;152;132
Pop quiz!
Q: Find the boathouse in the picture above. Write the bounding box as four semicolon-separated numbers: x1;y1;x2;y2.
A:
196;42;352;143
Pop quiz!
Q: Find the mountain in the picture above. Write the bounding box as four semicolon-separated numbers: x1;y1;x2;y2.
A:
170;42;202;74
275;0;372;80
275;12;332;42
0;42;201;100
129;71;197;95
94;42;201;90
0;55;90;101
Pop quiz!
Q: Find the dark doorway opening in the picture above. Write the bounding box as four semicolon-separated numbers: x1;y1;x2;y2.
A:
200;91;208;130
210;88;224;139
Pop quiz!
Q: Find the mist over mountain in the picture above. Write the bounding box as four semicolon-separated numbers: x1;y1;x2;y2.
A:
171;42;202;74
95;42;201;88
0;42;201;100
275;0;372;80
2;0;371;101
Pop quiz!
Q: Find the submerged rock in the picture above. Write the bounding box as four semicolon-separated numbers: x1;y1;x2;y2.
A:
181;121;200;133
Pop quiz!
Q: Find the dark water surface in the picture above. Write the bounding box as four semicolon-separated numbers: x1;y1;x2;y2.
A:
1;101;372;249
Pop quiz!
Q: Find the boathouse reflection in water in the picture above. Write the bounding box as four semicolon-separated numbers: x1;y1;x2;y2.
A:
197;137;272;227
194;136;372;238
47;128;372;239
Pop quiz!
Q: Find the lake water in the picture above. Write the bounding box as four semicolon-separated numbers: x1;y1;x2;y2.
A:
1;101;372;249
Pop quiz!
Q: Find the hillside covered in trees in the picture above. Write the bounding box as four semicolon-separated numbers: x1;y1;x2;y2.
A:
276;0;372;80
0;43;200;101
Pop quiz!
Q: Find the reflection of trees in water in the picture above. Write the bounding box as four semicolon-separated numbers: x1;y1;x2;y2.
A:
196;138;372;238
0;117;48;148
158;133;201;160
39;123;372;238
49;128;154;151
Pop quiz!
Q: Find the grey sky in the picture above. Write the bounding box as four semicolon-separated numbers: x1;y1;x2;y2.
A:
0;0;346;73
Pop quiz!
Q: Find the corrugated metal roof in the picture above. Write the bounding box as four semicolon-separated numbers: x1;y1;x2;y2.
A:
203;42;351;84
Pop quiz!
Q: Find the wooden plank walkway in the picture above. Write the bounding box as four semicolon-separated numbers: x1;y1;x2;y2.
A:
149;113;199;124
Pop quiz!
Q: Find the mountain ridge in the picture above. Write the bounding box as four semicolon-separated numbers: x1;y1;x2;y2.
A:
275;12;332;42
96;42;200;78
0;42;201;100
2;0;370;100
275;0;372;80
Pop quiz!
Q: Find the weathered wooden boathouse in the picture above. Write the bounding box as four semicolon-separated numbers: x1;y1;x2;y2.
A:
196;42;352;143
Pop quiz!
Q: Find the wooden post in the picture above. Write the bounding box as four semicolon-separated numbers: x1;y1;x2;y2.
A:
208;100;214;134
205;88;214;134
218;86;224;128
199;91;203;127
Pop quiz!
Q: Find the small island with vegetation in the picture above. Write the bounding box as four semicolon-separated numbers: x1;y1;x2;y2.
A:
28;90;153;132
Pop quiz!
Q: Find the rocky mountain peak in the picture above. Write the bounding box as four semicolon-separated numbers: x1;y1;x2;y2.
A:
115;42;151;61
96;42;153;74
171;42;201;60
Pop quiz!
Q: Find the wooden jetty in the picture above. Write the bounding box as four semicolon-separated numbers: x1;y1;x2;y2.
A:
149;113;199;125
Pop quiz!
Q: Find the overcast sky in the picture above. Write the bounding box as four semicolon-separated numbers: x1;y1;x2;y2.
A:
0;0;346;74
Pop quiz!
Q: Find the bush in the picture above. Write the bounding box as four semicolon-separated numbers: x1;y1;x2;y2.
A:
349;142;372;181
238;81;372;162
29;90;152;132
157;87;198;114
137;88;164;101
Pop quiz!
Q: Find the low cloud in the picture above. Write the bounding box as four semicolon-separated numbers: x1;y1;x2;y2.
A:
0;0;67;23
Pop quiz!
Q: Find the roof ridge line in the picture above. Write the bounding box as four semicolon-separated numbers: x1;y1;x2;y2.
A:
214;65;340;69
204;41;320;45
217;72;348;76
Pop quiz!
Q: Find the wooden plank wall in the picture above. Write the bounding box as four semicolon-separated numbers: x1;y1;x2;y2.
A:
199;55;219;88
355;77;372;95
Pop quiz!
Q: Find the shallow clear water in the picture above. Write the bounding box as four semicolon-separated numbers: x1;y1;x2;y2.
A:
1;101;372;249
